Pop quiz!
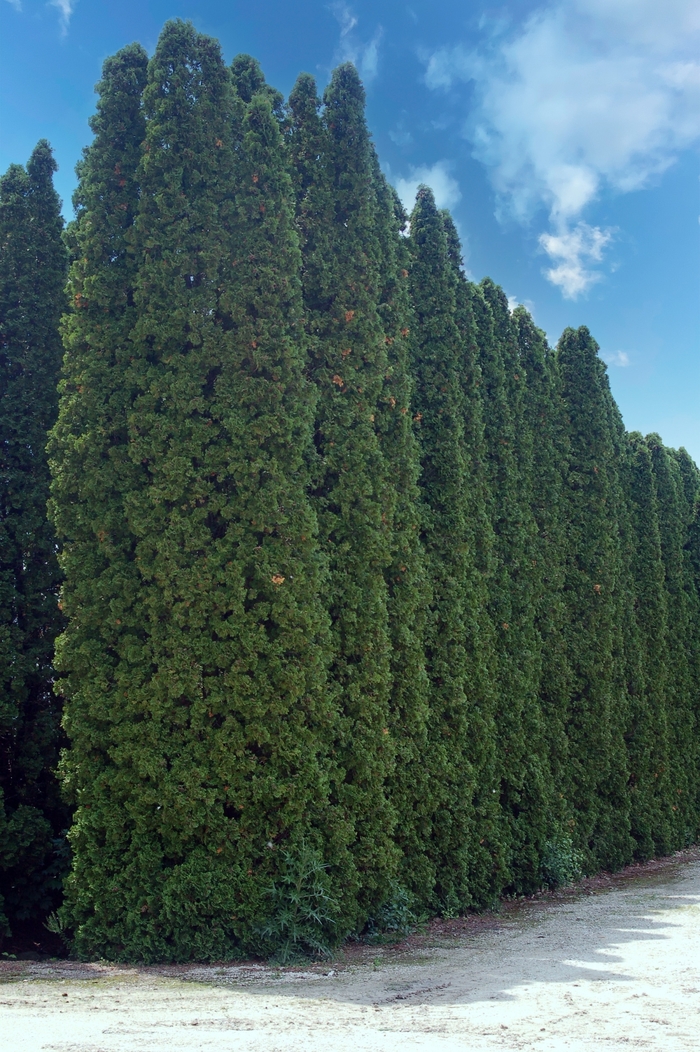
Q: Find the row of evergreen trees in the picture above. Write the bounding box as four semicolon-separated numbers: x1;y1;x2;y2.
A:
1;21;698;961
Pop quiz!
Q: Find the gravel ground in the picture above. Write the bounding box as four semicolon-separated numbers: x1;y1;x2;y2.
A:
1;847;698;1052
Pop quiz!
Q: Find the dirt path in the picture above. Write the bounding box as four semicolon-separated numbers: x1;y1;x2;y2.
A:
1;848;699;1051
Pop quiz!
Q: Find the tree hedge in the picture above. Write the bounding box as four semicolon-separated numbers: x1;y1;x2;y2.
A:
1;22;697;960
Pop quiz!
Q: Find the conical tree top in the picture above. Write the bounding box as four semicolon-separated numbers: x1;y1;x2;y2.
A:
324;62;366;130
26;138;57;184
231;53;284;113
288;71;321;121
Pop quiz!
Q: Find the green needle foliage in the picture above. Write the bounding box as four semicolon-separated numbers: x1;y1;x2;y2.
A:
289;64;399;928
625;433;673;857
0;141;67;938
372;173;431;907
511;306;572;852
408;188;490;912
50;21;339;962
648;438;700;847
557;328;633;871
478;279;550;894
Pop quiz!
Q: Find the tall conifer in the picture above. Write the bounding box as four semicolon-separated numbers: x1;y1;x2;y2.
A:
647;438;699;846
442;228;503;906
51;22;337;962
408;188;488;911
0;142;67;937
625;433;673;856
372;174;431;905
478;279;549;893
289;65;399;926
557;328;633;870
511;306;572;850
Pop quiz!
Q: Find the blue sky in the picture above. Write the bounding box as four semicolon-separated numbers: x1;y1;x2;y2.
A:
1;0;698;461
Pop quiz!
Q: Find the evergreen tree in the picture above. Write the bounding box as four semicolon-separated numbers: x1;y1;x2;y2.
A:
442;224;503;907
557;328;633;870
0;141;67;938
288;65;399;927
625;433;673;857
673;448;700;837
408;188;492;912
478;279;550;893
648;438;699;847
372;173;431;907
231;53;285;118
51;22;338;962
511;306;572;852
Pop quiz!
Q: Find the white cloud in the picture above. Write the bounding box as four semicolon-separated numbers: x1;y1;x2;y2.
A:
330;2;383;83
4;0;22;11
424;0;700;297
393;160;462;213
602;349;630;367
50;0;76;36
539;222;612;298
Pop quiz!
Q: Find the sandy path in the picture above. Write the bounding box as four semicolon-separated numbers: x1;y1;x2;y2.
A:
1;849;698;1052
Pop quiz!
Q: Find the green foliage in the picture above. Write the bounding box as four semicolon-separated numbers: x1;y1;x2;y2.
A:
541;835;584;889
557;328;634;871
407;189;487;912
50;22;341;962
0;140;68;938
477;280;551;894
624;433;673;858
361;882;418;943
289;64;401;927
256;841;340;963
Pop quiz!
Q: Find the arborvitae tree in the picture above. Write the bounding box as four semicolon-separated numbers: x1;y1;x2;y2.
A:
511;307;572;849
51;22;338;962
408;188;493;912
442;223;503;907
288;65;399;927
477;279;550;894
648;438;699;847
625;433;673;857
0;142;67;938
673;447;700;837
231;53;285;119
557;328;633;871
371;174;431;906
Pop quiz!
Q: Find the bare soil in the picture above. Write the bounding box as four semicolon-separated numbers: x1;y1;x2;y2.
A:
1;847;699;1051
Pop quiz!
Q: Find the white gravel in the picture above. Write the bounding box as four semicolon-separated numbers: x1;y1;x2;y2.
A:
1;849;698;1051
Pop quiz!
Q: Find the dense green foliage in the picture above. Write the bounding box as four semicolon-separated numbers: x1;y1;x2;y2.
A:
3;21;699;959
0;141;68;938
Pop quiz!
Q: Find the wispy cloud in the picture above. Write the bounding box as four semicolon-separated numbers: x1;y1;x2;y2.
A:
424;0;700;297
330;2;383;82
539;222;612;299
393;160;462;213
602;349;630;367
50;0;75;36
4;0;23;11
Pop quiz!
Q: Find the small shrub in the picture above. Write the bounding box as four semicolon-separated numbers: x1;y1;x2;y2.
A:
256;841;339;964
361;883;418;943
541;835;584;889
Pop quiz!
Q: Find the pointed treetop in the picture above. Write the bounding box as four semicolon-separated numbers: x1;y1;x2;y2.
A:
231;53;284;114
440;210;464;271
288;72;321;121
27;139;57;183
91;41;149;130
323;62;366;136
146;20;229;119
230;53;266;101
